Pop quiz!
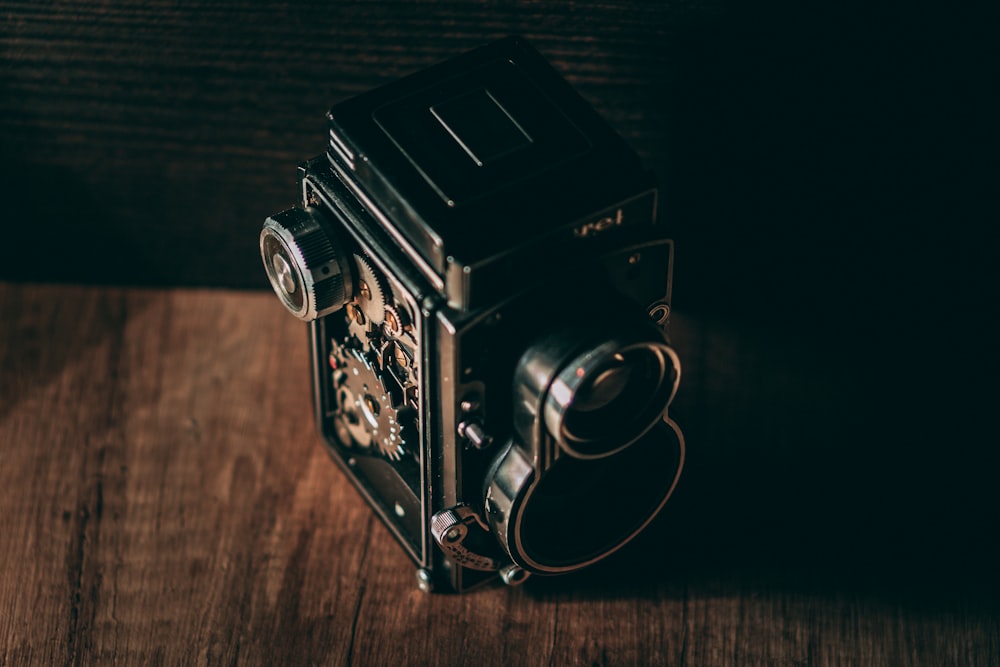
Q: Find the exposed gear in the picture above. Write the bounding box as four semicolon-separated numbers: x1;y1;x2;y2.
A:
331;346;411;460
380;339;413;394
353;254;388;326
382;303;408;338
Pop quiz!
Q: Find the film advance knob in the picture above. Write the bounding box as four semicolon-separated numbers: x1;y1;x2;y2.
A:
260;207;354;321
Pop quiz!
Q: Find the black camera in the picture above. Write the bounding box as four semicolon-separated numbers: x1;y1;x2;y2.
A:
260;37;684;592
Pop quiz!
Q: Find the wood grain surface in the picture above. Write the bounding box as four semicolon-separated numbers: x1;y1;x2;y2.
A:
2;283;997;665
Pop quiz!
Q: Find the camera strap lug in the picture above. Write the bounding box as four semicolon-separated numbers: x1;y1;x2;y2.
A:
430;504;505;572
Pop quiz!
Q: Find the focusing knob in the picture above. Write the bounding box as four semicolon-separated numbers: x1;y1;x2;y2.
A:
260;207;354;321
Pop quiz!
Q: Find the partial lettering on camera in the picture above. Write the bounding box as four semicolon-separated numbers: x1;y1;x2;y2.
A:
260;37;684;593
573;208;624;238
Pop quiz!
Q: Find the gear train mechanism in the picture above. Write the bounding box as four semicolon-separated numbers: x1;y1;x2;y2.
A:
329;253;420;463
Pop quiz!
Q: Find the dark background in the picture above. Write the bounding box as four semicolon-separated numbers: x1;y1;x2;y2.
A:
1;1;994;605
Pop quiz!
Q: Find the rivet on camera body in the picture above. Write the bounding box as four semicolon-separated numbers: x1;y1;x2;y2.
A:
260;36;684;593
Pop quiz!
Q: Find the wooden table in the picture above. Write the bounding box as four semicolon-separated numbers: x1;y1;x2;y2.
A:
2;282;996;665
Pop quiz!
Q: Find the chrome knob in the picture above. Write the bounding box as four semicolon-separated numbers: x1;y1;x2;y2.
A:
260;207;353;321
458;420;493;449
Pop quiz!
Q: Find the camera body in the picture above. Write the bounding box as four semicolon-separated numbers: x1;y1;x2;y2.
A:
260;37;684;592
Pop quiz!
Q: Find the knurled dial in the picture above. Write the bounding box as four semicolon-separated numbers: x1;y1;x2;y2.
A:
260;207;354;321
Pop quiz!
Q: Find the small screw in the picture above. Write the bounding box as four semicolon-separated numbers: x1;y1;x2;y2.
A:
416;568;434;593
460;399;480;413
628;253;641;265
394;346;409;368
444;526;462;543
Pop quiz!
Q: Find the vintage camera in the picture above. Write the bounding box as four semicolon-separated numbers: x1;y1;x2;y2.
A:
260;37;684;592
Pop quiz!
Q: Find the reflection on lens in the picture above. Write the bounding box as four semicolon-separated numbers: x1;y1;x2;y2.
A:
571;357;631;412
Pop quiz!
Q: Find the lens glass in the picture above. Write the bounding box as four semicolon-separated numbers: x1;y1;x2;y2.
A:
559;346;672;457
517;423;680;569
571;360;632;412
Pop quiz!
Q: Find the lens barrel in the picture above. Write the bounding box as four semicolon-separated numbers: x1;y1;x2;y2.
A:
485;318;684;574
514;323;680;460
545;340;678;459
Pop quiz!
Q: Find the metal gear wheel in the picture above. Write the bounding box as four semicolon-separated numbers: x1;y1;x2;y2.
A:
332;346;410;460
382;303;407;338
353;254;388;326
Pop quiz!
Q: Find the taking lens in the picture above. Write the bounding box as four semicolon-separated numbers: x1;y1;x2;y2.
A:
484;417;685;574
517;423;682;569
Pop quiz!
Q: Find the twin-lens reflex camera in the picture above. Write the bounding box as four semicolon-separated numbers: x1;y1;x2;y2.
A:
260;37;685;593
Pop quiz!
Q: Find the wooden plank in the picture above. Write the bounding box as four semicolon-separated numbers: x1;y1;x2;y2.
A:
1;283;998;665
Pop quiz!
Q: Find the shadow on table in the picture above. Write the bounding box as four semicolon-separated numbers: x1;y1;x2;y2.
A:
526;7;994;610
0;86;153;423
0;281;150;426
522;308;998;612
0;83;151;383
